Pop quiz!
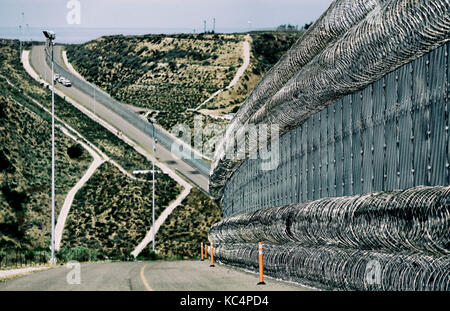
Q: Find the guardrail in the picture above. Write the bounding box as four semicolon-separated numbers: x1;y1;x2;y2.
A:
44;45;211;177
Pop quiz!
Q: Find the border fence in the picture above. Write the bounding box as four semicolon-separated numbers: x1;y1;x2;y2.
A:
223;41;450;218
44;44;211;177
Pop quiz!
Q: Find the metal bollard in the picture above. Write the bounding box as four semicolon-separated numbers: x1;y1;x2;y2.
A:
257;242;265;285
201;242;204;261
210;241;215;267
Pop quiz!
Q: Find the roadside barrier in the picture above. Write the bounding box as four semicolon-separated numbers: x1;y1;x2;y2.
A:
257;242;265;285
210;241;215;267
204;243;208;259
201;242;204;261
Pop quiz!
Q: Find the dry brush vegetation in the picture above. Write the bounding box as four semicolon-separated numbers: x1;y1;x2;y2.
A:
66;32;303;154
0;40;91;252
154;188;222;259
62;162;182;259
0;39;184;263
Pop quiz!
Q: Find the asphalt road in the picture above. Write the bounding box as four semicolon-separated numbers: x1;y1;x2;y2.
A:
30;45;209;192
0;261;312;291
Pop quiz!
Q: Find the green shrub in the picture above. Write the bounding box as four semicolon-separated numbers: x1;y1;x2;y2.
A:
0;149;11;171
57;245;97;262
67;144;84;159
137;248;159;261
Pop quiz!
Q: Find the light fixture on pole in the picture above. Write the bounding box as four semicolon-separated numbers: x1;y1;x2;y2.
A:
43;29;56;265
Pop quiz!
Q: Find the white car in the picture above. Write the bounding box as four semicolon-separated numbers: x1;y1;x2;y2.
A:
62;79;72;87
57;76;71;87
53;74;60;82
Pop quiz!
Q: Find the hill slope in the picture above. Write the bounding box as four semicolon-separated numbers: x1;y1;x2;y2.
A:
0;40;91;250
1;39;220;261
66;32;303;155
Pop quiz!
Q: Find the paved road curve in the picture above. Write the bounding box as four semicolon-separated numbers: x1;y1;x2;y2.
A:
30;45;209;192
0;261;312;291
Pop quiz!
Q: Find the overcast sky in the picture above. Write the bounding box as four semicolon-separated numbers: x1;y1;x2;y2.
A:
0;0;334;30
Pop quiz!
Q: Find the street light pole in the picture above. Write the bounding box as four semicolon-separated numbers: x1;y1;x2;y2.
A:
93;87;96;116
150;118;157;252
43;30;56;265
133;117;158;253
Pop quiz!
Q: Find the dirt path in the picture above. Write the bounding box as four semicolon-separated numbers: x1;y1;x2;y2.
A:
193;36;251;112
54;126;105;250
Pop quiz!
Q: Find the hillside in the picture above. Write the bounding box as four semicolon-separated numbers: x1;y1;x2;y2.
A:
1;39;221;263
66;32;303;155
0;40;91;251
62;162;181;259
201;32;303;115
155;188;222;259
67;34;242;128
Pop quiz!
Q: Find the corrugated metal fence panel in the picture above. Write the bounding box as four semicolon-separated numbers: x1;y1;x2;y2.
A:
429;45;447;186
373;76;386;192
335;99;344;197
313;113;321;200
286;132;291;204
283;132;290;205
342;96;353;196
300;124;308;202
320;108;328;198
352;92;363;194
398;62;414;190
362;85;374;193
413;52;429;186
385;71;399;190
447;42;450;185
291;129;298;203
222;42;449;218
306;118;314;200
296;126;302;203
327;104;336;197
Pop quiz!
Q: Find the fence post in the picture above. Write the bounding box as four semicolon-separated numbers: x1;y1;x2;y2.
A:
210;241;215;267
201;242;204;261
257;242;265;285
